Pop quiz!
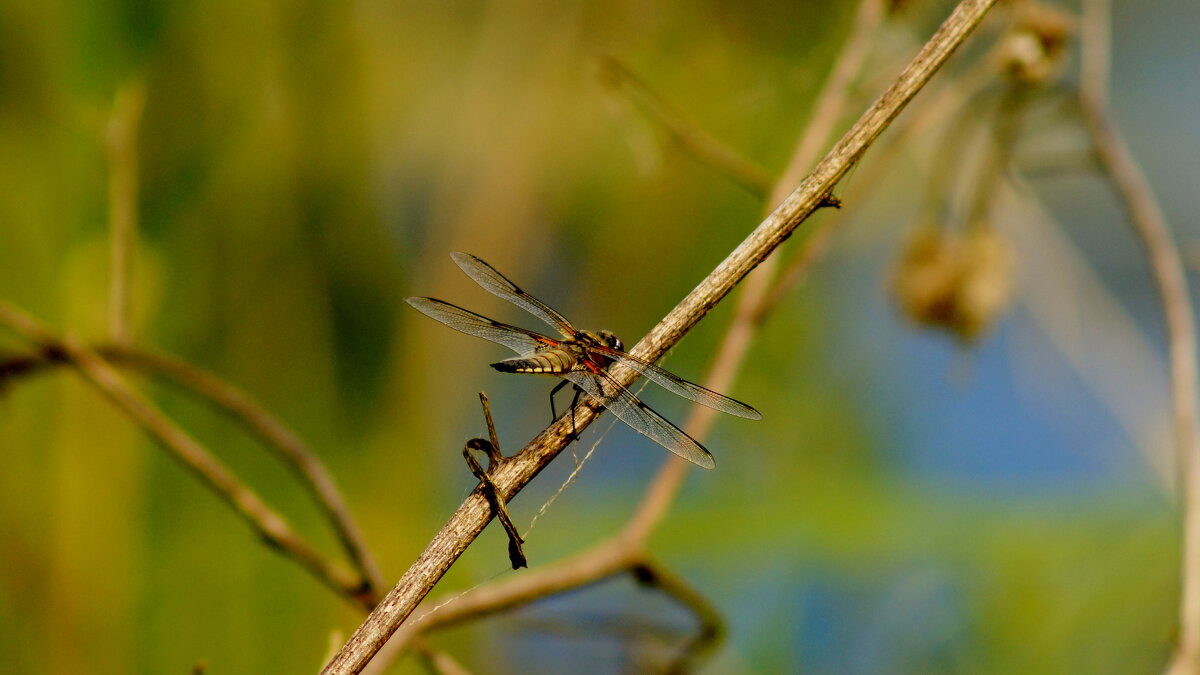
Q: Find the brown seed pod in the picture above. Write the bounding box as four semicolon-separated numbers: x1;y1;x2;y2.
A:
996;1;1076;86
891;225;1015;342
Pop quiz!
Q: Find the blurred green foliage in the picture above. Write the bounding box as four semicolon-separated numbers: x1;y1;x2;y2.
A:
0;0;1188;673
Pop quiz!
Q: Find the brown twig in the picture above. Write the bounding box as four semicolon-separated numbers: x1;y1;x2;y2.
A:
1076;0;1200;671
757;43;1002;321
104;347;387;598
0;300;371;606
324;1;996;672
966;86;1036;231
0;342;387;599
375;0;927;665
1079;0;1109;109
104;80;144;346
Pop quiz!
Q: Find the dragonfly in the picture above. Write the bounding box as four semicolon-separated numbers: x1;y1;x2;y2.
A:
405;252;761;469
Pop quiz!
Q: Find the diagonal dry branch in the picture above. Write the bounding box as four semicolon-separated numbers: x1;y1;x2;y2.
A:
323;0;998;671
108;348;388;595
0;301;372;605
1075;0;1200;671
370;2;889;667
0;342;387;599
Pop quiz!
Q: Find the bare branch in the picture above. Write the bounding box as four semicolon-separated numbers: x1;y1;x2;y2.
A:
0;342;387;599
0;301;371;606
1079;0;1110;107
322;1;997;672
104;79;144;346
105;347;388;597
1076;0;1200;671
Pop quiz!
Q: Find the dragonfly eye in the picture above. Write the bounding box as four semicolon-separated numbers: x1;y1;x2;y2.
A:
598;330;624;351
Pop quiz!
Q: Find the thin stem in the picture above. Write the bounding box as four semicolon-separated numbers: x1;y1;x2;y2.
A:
464;440;526;570
0;343;387;599
323;1;996;672
105;347;387;598
596;55;774;198
757;46;1000;320
105;80;144;346
1097;92;1200;673
0;301;370;606
964;87;1031;230
1079;0;1110;107
1077;0;1200;671
779;0;888;205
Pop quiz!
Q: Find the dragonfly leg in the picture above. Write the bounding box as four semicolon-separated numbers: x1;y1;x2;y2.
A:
549;379;571;421
568;385;583;444
464;439;527;569
548;379;584;443
465;392;526;569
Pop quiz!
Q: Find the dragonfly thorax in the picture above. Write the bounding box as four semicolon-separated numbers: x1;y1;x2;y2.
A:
582;329;624;352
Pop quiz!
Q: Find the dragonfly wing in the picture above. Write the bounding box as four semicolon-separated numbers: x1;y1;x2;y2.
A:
590;347;762;420
406;297;545;355
564;371;716;469
451;252;579;339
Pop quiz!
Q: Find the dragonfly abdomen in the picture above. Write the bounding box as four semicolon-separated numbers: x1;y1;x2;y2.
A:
491;349;579;375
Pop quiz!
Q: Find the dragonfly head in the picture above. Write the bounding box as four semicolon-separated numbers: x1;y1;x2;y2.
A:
596;329;624;351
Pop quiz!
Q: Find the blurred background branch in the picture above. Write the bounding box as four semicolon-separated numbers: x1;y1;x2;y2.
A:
104;80;144;347
0;341;387;599
1073;0;1200;670
0;301;370;601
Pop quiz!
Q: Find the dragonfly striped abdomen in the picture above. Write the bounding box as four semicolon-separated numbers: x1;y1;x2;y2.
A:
492;347;583;375
491;330;623;376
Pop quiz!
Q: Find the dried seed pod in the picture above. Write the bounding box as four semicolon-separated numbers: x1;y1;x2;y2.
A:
996;1;1076;86
891;224;1014;342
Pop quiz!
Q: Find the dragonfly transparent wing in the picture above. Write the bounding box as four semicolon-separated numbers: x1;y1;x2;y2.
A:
564;371;716;469
450;253;761;421
451;252;578;339
588;345;762;420
406;297;546;355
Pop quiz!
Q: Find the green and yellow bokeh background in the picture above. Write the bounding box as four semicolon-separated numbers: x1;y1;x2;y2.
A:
2;0;1198;672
